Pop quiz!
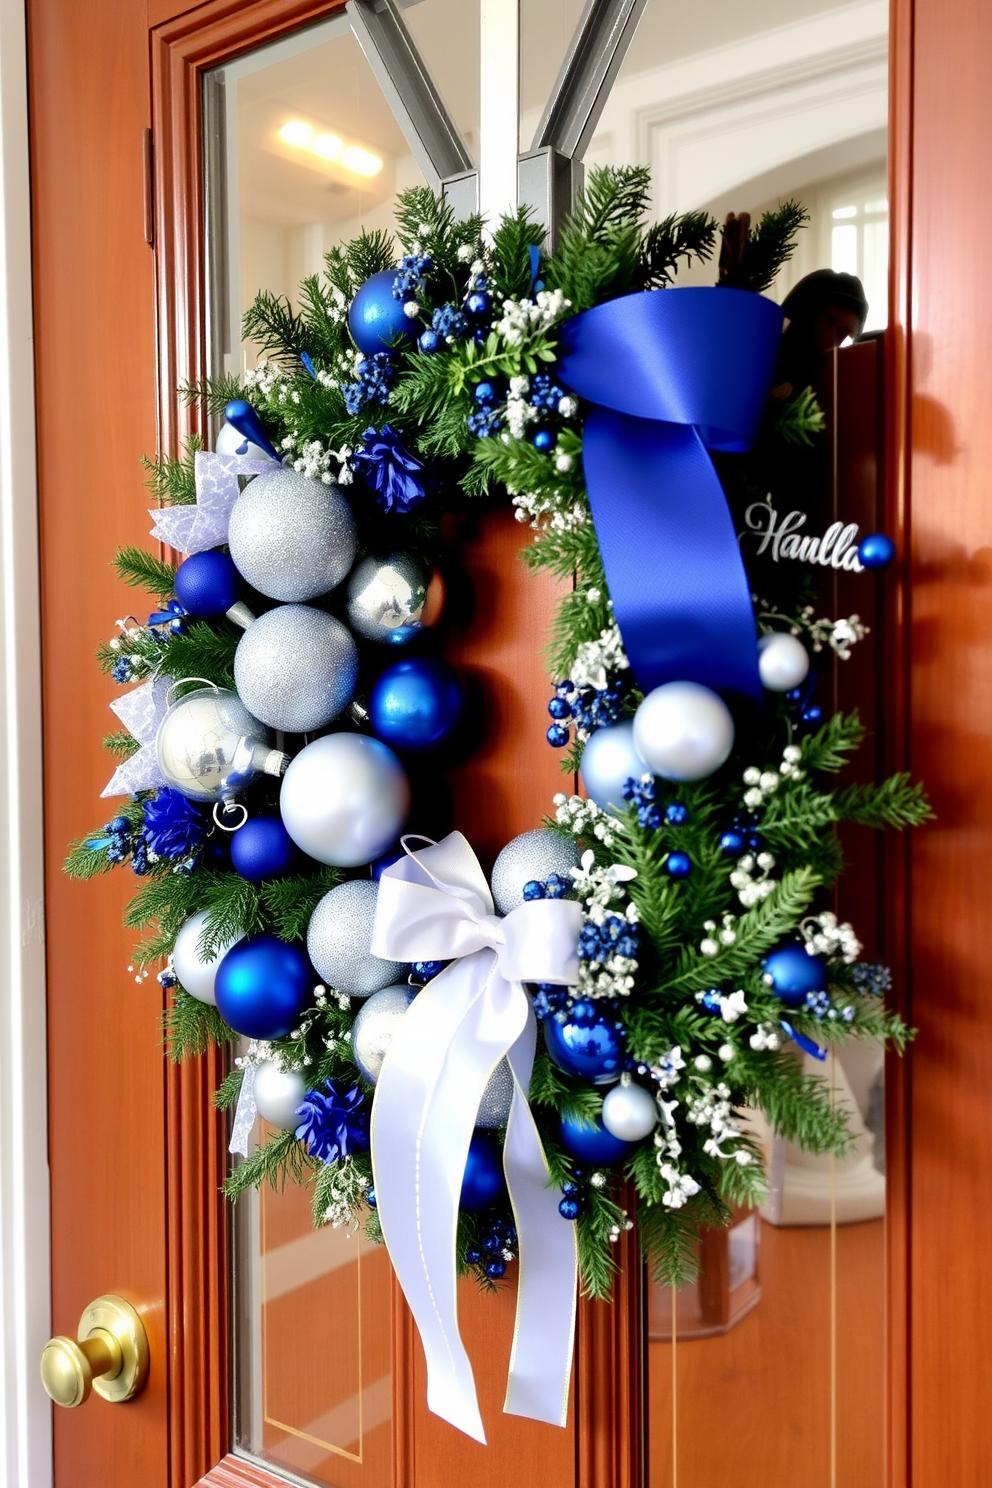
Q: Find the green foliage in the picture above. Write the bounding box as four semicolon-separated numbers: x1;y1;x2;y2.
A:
720;200;809;293
142;433;203;505
102;730;139;759
639;210;718;288
164;990;235;1062
157;622;238;689
224;1128;318;1201
770;386;826;445
834;774;933;830
113;545;177;600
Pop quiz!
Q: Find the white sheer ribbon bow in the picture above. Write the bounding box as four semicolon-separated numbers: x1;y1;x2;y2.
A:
370;832;582;1443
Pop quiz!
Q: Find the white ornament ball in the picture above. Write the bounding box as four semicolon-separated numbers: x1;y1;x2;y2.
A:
579;720;649;813
601;1081;659;1142
172;910;242;1005
632;681;735;782
307;879;406;996
280;733;410;868
252;1061;306;1130
227;466;357;602
476;1058;514;1128
490;828;579;915
351;983;415;1084
234;604;358;733
215;421;271;461
757;631;810;692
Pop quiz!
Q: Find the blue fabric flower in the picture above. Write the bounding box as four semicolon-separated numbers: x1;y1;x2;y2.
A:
142;788;208;860
351;425;430;514
295;1082;370;1165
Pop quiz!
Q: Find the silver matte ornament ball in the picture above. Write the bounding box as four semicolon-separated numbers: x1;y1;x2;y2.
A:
476;1058;514;1128
252;1060;306;1130
307;879;406;996
580;720;649;813
234;605;358;733
280;733;411;867
156;686;284;802
757;631;810;692
490;828;579;915
632;681;735;782
172;910;242;1005
346;550;434;645
601;1081;659;1142
351;983;415;1084
227;467;357;602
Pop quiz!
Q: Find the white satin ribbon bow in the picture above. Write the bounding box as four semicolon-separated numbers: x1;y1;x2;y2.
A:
370;831;583;1443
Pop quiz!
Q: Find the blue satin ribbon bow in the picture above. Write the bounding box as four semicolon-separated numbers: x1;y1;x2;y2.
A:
555;287;784;701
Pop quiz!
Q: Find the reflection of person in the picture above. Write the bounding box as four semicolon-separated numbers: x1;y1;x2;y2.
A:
773;268;869;398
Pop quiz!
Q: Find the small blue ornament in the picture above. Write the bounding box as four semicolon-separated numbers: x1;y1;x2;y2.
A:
558;1197;581;1221
802;705;823;726
410;960;445;983
720;829;745;856
547;724;570;748
348;269;417;355
214;933;311;1039
666;802;688;825
858;532;895;569
486;1258;506;1279
763;944;828;1009
559;1110;633;1165
532;429;554;452
522;879;546;900
418;328;440;354
367;1187;377;1209
174;551;241;618
230;816;297;882
474;381;495;403
466;290;491;317
543;1000;626;1086
223;399;281;463
460;1132;504;1211
548;695;570;720
369;657;463;751
666;851;692;879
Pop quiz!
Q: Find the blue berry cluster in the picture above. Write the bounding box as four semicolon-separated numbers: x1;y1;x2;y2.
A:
622;775;662;828
558;1179;583;1221
804;990;856;1023
719;813;762;857
786;682;822;728
391;252;433;302
546;679;626;747
342;353;394;416
466;379;502;437
532;983;573;1021
578;914;639;966
529;372;567;412
851;962;892;997
465;1212;517;1279
522;872;572;902
111;654;138;683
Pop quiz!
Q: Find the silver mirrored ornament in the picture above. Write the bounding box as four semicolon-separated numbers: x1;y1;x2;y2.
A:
234;605;358;733
579;720;649;813
252;1060;307;1130
476;1058;514;1128
227;467;357;602
346;550;435;645
172;909;242;1005
280;733;411;868
632;681;735;782
215;420;272;462
351;983;415;1084
601;1081;659;1142
307;879;406;995
490;828;579;915
757;631;810;692
156;685;286;802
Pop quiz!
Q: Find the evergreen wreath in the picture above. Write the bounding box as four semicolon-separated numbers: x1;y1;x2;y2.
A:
68;166;928;1300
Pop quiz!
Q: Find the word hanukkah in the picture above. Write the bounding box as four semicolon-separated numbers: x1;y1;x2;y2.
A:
741;502;863;571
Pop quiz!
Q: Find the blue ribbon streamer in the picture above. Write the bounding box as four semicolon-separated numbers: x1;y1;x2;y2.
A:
780;1019;827;1061
555;287;784;701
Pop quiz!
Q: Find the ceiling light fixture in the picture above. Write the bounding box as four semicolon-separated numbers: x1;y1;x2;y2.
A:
277;118;383;178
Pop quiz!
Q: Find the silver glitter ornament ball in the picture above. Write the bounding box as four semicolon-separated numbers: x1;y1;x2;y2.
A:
227;467;357;602
351;983;416;1084
156;686;282;802
490;828;579;915
476;1058;514;1128
234;605;358;733
252;1061;306;1130
601;1081;659;1142
280;733;411;867
307;879;406;996
346;550;435;646
171;910;242;1005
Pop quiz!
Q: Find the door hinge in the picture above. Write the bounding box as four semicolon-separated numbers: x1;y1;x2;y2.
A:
142;129;154;247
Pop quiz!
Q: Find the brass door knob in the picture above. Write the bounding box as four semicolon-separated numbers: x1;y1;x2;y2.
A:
40;1295;148;1408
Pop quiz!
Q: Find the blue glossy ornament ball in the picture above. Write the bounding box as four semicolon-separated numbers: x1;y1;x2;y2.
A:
666;851;692;879
466;290;490;317
543;1000;625;1085
763;944;828;1009
720;829;745;856
369;658;464;751
349;270;417;356
533;429;554;451
174;551;240;618
460;1132;504;1211
418;329;440;354
559;1110;633;1166
858;532;895;569
214;933;311;1039
230;816;297;882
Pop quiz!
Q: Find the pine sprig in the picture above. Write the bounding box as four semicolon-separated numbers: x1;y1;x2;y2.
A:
720;201;809;293
113;545;177;600
224;1128;318;1200
142;433;204;506
164;989;235;1061
834;774;933;829
638;210;718;288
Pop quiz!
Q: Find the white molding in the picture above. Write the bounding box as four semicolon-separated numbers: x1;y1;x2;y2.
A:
0;0;52;1483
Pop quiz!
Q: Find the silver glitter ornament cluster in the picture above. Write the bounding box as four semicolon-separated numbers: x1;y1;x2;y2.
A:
350;984;415;1084
227;467;357;602
346;550;432;645
307;880;406;996
476;1058;514;1128
234;605;358;733
490;828;579;914
156;686;284;802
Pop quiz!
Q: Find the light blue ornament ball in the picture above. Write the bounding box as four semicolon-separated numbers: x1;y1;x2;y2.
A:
543;1000;626;1086
369;657;464;751
349;270;417;356
579;721;649;811
601;1081;659;1142
559;1110;633;1165
280;734;411;868
214;933;311;1040
460;1132;504;1211
350;983;416;1083
762;943;828;1008
633;681;735;782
